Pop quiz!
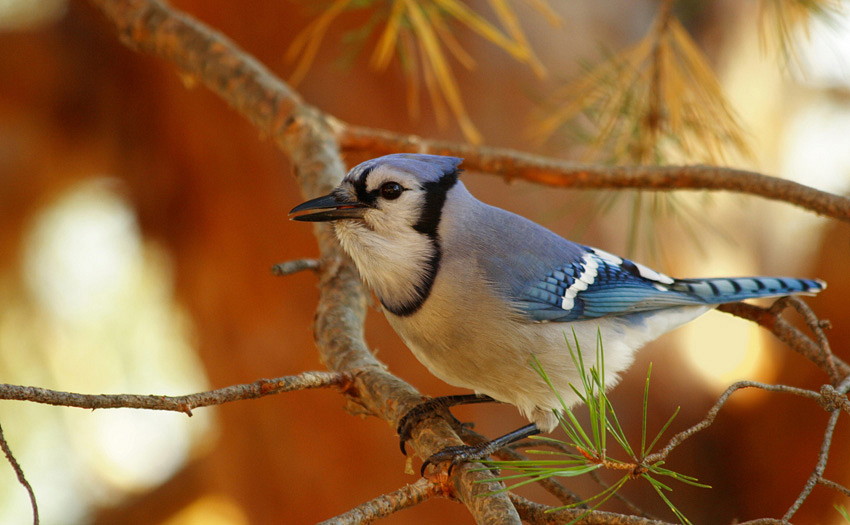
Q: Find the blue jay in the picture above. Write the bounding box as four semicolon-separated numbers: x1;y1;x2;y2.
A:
290;153;825;469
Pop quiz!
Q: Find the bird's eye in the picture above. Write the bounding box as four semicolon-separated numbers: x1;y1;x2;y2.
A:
380;182;404;200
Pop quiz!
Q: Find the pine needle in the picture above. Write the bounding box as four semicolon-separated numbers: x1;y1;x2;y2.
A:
533;10;750;164
758;0;844;66
287;0;353;87
531;1;750;261
287;0;558;143
483;336;705;524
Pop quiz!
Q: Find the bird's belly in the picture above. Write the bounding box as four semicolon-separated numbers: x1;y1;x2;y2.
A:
386;303;710;432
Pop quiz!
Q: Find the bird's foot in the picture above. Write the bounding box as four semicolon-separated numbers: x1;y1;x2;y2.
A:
397;394;495;455
420;443;497;476
420;423;541;476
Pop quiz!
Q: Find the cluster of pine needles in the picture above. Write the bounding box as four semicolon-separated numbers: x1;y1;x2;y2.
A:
286;0;843;263
286;0;560;144
478;335;708;524
476;330;850;524
287;0;841;159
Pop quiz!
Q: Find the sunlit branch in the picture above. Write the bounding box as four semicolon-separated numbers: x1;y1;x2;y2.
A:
338;124;850;223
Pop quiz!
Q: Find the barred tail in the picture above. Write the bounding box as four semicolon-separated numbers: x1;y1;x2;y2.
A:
671;277;826;304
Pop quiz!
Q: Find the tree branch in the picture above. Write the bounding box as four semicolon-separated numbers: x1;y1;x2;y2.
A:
784;375;850;521
271;258;320;276
317;478;439;525
643;381;826;466
0;422;38;525
818;477;850;498
69;1;850;523
0;371;350;415
509;493;671;525
784;407;841;521
337;124;850;223
717;299;849;382
86;1;521;522
492;439;583;506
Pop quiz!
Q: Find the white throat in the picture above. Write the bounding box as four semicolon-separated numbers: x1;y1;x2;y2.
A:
334;219;438;316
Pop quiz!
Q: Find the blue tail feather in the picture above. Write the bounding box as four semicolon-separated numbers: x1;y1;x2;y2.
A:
672;277;826;304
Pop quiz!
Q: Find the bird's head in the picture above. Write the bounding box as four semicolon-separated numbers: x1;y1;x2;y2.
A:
289;153;463;236
289;154;464;315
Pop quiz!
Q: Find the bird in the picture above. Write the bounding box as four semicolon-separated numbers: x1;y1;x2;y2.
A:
289;153;825;470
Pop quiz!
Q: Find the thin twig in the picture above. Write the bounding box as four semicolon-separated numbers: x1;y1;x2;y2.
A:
79;1;850;524
717;301;849;382
337;124;850;223
643;381;823;465
779;296;838;383
819;478;850;498
509;493;672;525
271;258;320;276
0;371;351;415
783;407;842;521
0;422;39;525
784;376;850;520
317;478;439;525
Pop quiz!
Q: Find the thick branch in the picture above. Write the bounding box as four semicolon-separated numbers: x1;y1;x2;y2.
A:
86;1;520;522
338;124;850;223
85;0;850;225
91;0;303;141
78;2;850;524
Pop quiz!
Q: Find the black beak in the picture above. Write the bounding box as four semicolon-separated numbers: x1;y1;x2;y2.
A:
289;193;369;222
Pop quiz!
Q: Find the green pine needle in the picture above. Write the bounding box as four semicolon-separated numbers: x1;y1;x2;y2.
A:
481;333;707;524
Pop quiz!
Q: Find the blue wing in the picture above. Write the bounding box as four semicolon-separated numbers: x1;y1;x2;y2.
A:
519;247;825;323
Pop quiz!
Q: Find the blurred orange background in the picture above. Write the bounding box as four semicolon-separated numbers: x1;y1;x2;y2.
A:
0;1;848;524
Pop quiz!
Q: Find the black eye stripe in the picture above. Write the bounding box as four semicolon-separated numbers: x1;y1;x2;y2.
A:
352;166;376;205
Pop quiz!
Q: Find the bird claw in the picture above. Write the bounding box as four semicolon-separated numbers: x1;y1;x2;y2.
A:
420;423;540;476
420;444;489;477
